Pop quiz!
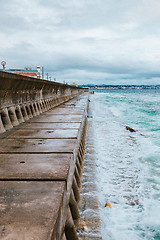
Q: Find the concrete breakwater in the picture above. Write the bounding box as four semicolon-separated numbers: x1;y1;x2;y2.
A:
0;71;89;240
78;101;102;240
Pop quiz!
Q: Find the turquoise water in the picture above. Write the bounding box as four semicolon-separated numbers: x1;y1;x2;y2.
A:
90;89;160;240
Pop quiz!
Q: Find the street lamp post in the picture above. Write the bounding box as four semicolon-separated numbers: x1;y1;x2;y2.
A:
1;61;6;70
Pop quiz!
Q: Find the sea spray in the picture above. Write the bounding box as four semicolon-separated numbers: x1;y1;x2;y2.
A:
89;89;160;240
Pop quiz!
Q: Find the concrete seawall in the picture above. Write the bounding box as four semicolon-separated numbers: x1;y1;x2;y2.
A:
0;72;89;240
0;71;87;134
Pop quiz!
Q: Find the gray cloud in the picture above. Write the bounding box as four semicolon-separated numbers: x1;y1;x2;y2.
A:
1;0;160;84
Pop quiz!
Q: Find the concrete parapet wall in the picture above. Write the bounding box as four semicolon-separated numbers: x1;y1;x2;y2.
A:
0;71;88;134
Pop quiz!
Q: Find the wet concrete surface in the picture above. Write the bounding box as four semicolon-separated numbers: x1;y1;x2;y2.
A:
0;181;65;240
44;108;84;115
78;112;102;240
18;122;81;129
0;154;73;180
5;129;78;139
28;114;83;123
0;138;76;153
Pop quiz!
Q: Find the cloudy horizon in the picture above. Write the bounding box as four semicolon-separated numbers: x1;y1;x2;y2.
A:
1;0;160;85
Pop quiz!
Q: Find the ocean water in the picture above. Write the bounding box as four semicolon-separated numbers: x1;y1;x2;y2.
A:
89;89;160;240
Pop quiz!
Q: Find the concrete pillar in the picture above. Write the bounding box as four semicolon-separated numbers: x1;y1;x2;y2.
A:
0;116;5;133
43;100;48;110
79;144;84;156
74;165;81;188
33;102;40;116
69;189;80;220
46;100;50;109
30;103;37;117
80;142;85;154
20;104;29;121
0;108;13;130
78;152;83;167
40;100;46;112
47;99;51;109
37;101;43;114
76;158;82;177
25;103;33;119
72;176;80;203
43;100;48;111
65;207;78;240
8;106;19;126
50;98;53;108
49;99;53;109
15;105;25;123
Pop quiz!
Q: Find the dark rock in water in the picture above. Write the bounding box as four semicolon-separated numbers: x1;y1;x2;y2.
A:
126;126;136;132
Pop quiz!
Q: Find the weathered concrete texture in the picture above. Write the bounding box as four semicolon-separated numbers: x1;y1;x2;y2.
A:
0;92;89;239
5;129;78;139
0;139;77;153
28;115;83;123
0;154;73;180
78;108;102;240
45;108;84;115
0;181;66;240
19;122;81;129
0;71;89;135
0;71;85;109
61;100;88;107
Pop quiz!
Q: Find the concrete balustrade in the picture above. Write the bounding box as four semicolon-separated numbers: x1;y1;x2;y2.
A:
8;106;20;126
0;108;13;131
0;71;86;133
15;105;25;123
20;104;29;121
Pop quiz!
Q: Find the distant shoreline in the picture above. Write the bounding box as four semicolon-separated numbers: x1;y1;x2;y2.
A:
79;85;160;90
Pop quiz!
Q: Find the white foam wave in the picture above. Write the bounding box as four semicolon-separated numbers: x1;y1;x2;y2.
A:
89;91;160;240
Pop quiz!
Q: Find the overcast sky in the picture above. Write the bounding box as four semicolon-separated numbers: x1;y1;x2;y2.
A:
1;0;160;85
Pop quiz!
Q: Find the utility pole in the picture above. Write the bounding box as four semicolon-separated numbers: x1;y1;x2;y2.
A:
36;66;41;79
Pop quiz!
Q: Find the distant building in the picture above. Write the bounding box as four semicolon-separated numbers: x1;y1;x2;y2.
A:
71;82;78;87
2;66;40;78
